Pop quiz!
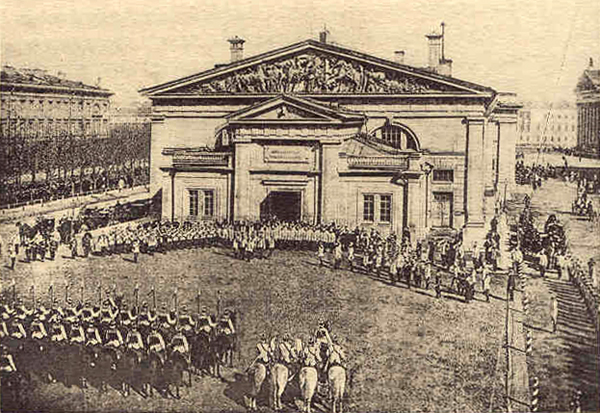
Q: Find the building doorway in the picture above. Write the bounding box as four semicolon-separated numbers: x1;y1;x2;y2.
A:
432;192;453;227
260;191;302;222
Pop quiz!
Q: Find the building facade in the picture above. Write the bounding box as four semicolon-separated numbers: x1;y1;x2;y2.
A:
141;33;520;246
575;59;600;157
0;66;113;139
516;102;577;152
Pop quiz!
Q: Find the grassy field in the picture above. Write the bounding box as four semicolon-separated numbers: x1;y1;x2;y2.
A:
2;242;508;413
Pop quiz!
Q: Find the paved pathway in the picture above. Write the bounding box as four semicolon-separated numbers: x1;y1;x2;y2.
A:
0;186;150;224
509;180;600;412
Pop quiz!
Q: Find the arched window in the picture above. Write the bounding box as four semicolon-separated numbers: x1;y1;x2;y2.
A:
373;123;419;151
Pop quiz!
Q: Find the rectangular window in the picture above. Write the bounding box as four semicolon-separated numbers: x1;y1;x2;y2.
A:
203;190;214;217
380;195;392;223
433;169;454;182
363;194;374;222
189;190;199;216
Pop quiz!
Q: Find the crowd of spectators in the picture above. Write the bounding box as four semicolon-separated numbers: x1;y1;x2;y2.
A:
1;167;149;209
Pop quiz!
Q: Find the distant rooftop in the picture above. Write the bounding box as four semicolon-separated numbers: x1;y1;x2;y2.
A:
584;69;600;88
520;100;576;110
1;65;112;95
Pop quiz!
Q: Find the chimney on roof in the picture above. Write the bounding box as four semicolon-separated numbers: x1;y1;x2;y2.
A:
228;36;245;63
589;57;594;69
426;22;452;76
394;50;405;64
319;26;329;44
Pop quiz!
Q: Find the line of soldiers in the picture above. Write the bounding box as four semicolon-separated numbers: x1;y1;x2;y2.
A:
572;182;595;219
0;292;236;384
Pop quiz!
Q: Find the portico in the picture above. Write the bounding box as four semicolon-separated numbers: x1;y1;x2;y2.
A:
142;34;520;246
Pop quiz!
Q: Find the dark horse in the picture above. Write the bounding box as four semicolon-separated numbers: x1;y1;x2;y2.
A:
121;348;145;397
144;351;165;397
165;349;192;399
212;311;238;378
190;330;214;376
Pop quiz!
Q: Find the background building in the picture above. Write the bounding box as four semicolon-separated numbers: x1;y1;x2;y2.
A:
141;29;520;245
0;66;112;138
575;59;600;158
0;66;151;208
516;101;577;153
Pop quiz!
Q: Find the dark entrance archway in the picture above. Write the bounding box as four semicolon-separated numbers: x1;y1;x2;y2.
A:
260;191;301;222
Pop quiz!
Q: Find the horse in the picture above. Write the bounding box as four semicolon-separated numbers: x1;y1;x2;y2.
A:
328;365;346;413
190;330;213;375
212;325;237;378
165;350;192;399
121;348;144;397
246;362;267;411
299;366;318;413
97;346;120;393
269;362;289;411
144;350;164;397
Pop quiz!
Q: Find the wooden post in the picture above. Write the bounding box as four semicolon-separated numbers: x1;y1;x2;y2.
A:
65;284;70;304
12;280;16;304
31;285;35;308
134;284;139;309
50;284;54;309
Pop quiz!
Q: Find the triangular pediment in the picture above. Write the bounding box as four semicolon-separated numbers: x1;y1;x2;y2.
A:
576;70;600;93
341;134;410;156
226;95;364;124
141;40;495;97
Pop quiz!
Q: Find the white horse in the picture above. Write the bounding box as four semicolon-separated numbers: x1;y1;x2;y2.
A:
299;366;318;413
269;362;289;411
247;363;267;411
328;365;346;413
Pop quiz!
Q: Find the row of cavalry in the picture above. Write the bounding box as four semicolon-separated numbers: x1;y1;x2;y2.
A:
0;290;348;413
0;290;238;402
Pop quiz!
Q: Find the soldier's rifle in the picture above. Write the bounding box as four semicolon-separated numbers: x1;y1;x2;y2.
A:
173;287;178;328
49;284;54;310
134;283;139;310
196;290;201;317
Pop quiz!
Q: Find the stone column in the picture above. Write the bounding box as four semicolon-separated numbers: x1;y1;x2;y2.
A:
149;116;166;196
463;117;486;247
233;141;251;220
320;143;339;224
483;120;499;220
161;170;172;220
483;120;498;193
404;171;426;245
497;115;518;205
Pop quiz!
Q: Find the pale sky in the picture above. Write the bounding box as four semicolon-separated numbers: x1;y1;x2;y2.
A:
1;0;598;106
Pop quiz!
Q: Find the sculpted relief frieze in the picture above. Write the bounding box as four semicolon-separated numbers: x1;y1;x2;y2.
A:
174;51;455;95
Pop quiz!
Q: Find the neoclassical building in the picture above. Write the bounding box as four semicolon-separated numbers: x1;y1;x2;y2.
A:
0;65;112;138
140;32;520;245
575;59;600;158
